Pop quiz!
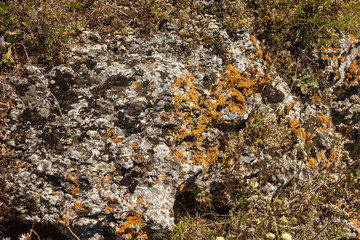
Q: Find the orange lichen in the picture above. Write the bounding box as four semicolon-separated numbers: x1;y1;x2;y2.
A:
170;64;270;168
74;201;84;210
337;200;360;239
71;187;80;195
106;205;114;213
116;212;148;239
286;104;291;113
132;143;138;150
255;49;263;58
329;145;339;163
317;151;326;160
289;119;301;130
172;149;184;160
108;126;123;143
250;34;258;48
318;113;332;125
178;183;185;192
308;157;317;169
102;174;112;183
132;81;140;87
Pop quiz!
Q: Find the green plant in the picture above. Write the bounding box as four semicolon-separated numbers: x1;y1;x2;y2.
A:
0;0;82;64
0;30;23;65
0;35;13;65
249;0;360;48
292;71;319;95
348;167;360;184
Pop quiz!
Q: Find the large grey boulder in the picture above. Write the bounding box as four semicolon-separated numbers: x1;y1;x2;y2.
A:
1;26;268;238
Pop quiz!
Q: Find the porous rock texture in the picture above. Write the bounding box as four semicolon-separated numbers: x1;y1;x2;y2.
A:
1;24;360;239
1;26;269;239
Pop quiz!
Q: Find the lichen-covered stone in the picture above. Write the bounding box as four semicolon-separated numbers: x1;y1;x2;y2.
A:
1;26;268;238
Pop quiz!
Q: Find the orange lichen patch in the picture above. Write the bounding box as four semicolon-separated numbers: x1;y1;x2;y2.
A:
317;151;326;160
345;59;360;83
255;49;263;58
74;201;84;210
137;199;145;204
102;174;112;183
329;145;339;164
145;60;154;65
225;65;270;97
116;212;148;239
71;187;80;195
308;157;317;169
250;34;258;48
350;34;357;44
279;110;286;118
106;205;114;213
206;146;219;163
117;222;132;238
65;173;72;180
178;183;185;192
289;118;316;148
339;56;346;62
314;97;322;105
317;150;332;169
108;126;123;143
172;149;184;160
191;150;207;166
318;113;332;126
286;104;291;113
170;65;270;168
337;200;360;239
289;119;301;130
132;81;140;87
132;143;138;150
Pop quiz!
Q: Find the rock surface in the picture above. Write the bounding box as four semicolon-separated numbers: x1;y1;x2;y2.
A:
1;26;271;238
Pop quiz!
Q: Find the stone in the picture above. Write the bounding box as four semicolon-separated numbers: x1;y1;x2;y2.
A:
1;25;268;238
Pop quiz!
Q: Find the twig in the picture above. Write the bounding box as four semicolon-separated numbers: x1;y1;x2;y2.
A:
67;225;81;240
27;221;41;240
96;0;128;16
193;221;227;227
30;229;41;240
309;214;333;240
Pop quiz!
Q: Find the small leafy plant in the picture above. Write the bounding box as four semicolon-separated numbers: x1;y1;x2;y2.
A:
292;71;319;95
0;30;23;66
